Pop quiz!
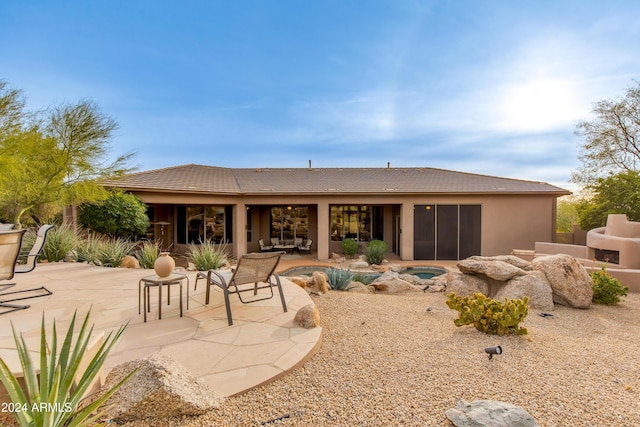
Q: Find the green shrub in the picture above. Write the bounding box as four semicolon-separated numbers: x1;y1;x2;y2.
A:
41;223;81;262
0;310;133;427
364;240;387;265
188;239;230;271
325;267;354;291
97;237;136;267
78;191;150;238
76;235;102;264
352;272;375;285
591;265;628;305
341;238;358;258
136;240;160;269
446;292;529;336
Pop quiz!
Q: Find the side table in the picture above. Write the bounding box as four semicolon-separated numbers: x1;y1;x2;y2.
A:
139;273;190;322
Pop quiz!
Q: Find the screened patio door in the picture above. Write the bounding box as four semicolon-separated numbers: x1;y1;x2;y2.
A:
413;204;481;260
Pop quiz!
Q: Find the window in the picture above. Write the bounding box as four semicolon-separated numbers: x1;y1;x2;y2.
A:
330;205;383;241
177;205;230;244
270;206;308;240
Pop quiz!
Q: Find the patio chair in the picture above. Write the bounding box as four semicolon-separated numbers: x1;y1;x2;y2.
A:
259;239;273;252
0;228;53;314
298;239;312;254
0;230;27;284
15;224;54;273
204;251;287;325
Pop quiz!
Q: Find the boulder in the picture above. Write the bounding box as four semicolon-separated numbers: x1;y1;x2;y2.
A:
312;271;329;294
119;255;140;269
532;254;593;308
446;399;539;427
431;273;448;287
370;271;423;293
329;252;345;263
64;250;78;262
346;282;375;293
399;273;433;290
383;261;402;272
294;303;320;328
446;271;490;296
102;354;224;422
494;271;554;311
457;259;527;281
371;264;391;273
398;273;423;286
289;277;309;289
425;283;446;293
469;255;532;270
349;260;370;269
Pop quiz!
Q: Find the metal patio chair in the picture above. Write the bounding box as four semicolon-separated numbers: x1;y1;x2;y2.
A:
15;224;55;273
0;226;53;314
204;251;287;325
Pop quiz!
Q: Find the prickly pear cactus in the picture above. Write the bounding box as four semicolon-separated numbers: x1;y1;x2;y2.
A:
446;292;529;335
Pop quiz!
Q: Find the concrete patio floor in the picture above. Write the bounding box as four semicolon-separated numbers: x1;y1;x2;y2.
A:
0;260;322;397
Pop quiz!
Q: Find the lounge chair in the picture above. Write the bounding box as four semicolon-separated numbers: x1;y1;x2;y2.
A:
15;224;54;273
0;227;53;314
0;230;28;313
0;230;27;285
204;251;287;325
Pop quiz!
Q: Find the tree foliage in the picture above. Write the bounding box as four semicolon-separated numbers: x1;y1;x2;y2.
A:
79;191;150;238
0;80;25;137
556;197;579;233
0;80;134;225
574;81;640;185
576;170;640;230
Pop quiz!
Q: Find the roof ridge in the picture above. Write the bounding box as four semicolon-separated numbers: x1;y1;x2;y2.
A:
117;163;228;178
232;166;550;184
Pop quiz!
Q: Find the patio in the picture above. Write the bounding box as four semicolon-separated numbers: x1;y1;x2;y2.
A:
0;261;322;397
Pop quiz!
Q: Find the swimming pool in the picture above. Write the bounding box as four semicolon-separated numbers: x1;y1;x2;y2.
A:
280;265;446;280
398;266;447;280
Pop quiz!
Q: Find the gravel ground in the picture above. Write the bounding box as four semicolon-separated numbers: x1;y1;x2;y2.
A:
121;290;640;427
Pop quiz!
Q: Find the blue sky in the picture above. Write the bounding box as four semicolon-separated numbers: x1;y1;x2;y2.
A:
2;1;639;191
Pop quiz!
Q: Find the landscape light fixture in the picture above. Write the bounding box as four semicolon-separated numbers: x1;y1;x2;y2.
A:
485;346;502;360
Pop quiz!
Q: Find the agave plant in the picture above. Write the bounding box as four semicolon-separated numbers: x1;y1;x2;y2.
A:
187;239;230;271
0;310;133;426
135;240;161;269
325;267;354;291
96;237;137;267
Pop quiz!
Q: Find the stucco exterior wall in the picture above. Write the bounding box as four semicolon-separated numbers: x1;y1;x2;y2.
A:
126;191;559;261
480;194;556;256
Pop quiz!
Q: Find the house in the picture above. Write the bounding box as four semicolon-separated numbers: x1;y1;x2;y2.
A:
99;164;570;261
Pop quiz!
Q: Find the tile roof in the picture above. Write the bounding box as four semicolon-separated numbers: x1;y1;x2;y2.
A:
103;164;570;195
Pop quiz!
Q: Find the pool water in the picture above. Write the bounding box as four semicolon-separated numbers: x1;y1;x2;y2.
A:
281;266;446;280
399;267;447;280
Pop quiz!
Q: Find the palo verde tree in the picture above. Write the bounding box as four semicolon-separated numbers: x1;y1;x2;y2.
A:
0;80;134;226
573;80;640;185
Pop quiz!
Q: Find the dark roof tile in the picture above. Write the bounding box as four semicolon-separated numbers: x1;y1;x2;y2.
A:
104;164;570;195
